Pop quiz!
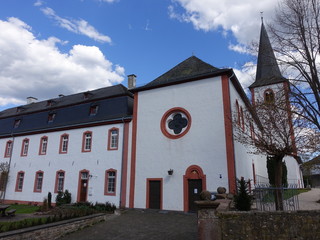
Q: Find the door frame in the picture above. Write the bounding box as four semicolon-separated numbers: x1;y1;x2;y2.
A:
77;169;90;202
146;178;163;210
183;165;206;212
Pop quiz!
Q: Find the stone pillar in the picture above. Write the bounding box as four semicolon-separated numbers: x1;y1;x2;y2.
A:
196;201;221;240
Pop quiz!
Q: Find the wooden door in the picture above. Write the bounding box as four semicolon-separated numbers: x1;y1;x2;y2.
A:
79;179;88;202
188;179;202;212
148;180;161;209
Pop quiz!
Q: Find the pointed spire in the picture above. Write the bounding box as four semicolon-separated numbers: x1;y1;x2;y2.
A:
249;20;286;88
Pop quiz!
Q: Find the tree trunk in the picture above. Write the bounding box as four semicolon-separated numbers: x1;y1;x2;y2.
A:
273;155;284;211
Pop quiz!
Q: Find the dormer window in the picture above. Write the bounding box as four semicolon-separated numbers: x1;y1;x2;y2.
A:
89;105;98;116
48;113;56;123
16;107;24;113
46;100;55;107
14;119;21;128
264;89;275;104
83;92;92;100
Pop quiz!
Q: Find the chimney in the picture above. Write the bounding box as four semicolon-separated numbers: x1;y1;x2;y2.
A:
128;74;136;89
27;97;38;104
59;94;65;98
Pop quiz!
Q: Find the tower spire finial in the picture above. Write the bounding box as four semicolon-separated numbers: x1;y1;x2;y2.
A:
260;12;264;23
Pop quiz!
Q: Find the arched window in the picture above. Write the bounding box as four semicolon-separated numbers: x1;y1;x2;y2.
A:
59;134;69;154
55;170;65;193
34;171;44;193
21;138;29;156
39;136;48;155
108;128;119;150
264;89;275;104
82;131;92;152
236;101;240;126
105;169;117;196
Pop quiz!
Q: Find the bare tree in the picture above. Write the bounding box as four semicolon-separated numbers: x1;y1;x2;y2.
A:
268;0;320;130
234;90;313;210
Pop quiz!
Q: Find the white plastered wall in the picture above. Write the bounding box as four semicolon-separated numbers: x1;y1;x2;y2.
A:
133;77;230;211
3;123;126;206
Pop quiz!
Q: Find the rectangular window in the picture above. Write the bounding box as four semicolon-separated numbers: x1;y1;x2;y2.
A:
108;128;119;150
48;113;56;123
4;141;13;158
105;169;116;195
39;137;48;155
55;171;65;192
15;171;24;192
89;105;98;116
59;134;69;154
21;139;29;156
34;171;44;192
82;132;92;152
14;119;21;128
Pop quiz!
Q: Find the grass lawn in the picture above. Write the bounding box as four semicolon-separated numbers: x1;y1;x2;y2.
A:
7;204;40;214
261;188;309;202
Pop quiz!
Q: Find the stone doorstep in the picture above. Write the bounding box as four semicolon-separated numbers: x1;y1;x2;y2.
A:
0;213;117;239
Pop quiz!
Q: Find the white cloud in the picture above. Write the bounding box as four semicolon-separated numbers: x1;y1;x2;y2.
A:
233;62;256;92
33;0;43;7
40;7;112;44
169;0;278;45
0;17;125;107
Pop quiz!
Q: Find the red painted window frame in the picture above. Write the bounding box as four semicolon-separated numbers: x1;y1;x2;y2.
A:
108;128;119;150
240;107;245;131
4;140;13;158
89;105;98;116
33;170;44;193
39;136;48;155
82;131;92;152
15;171;25;192
59;134;69;154
20;138;29;157
104;169;117;196
54;170;65;193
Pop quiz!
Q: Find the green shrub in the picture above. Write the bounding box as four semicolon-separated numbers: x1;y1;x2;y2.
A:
55;190;72;206
48;192;52;209
234;178;252;211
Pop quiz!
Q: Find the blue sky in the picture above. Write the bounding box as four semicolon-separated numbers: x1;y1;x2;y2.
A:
0;0;279;110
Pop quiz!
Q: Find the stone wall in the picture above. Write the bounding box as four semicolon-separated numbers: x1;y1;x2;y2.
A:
198;208;320;240
0;213;115;240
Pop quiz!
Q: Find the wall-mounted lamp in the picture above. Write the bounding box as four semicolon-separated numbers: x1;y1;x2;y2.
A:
168;169;174;176
89;174;93;178
219;174;222;179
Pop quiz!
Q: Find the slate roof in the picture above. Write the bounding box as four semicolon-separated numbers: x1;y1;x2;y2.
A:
132;56;232;92
249;22;287;88
0;84;133;137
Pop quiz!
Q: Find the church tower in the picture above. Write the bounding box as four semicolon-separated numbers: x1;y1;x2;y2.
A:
249;19;296;153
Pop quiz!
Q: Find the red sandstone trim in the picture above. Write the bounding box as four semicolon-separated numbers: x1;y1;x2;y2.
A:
221;75;236;194
107;127;119;150
160;107;192;139
4;140;12;158
33;170;44;193
20;138;29;157
15;171;24;192
120;122;129;208
183;165;206;212
104;169;117;196
81;131;92;153
77;169;90;202
59;133;69;154
54;170;65;193
129;93;138;208
146;178;163;210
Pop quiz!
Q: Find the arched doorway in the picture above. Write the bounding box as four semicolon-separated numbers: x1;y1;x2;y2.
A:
183;165;206;212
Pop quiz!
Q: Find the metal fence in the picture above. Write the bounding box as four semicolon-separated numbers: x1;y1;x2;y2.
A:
253;183;299;211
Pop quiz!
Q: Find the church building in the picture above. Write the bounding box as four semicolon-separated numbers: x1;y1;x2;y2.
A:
0;22;303;212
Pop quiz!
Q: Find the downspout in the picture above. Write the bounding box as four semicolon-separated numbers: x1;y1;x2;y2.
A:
2;133;15;203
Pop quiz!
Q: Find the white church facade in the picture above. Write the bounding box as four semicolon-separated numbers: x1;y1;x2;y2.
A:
0;23;303;212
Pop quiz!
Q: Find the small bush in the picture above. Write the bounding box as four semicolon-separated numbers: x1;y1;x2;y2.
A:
55;190;72;206
234;178;252;211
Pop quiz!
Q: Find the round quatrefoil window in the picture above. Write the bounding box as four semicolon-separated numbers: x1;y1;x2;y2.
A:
160;107;191;139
